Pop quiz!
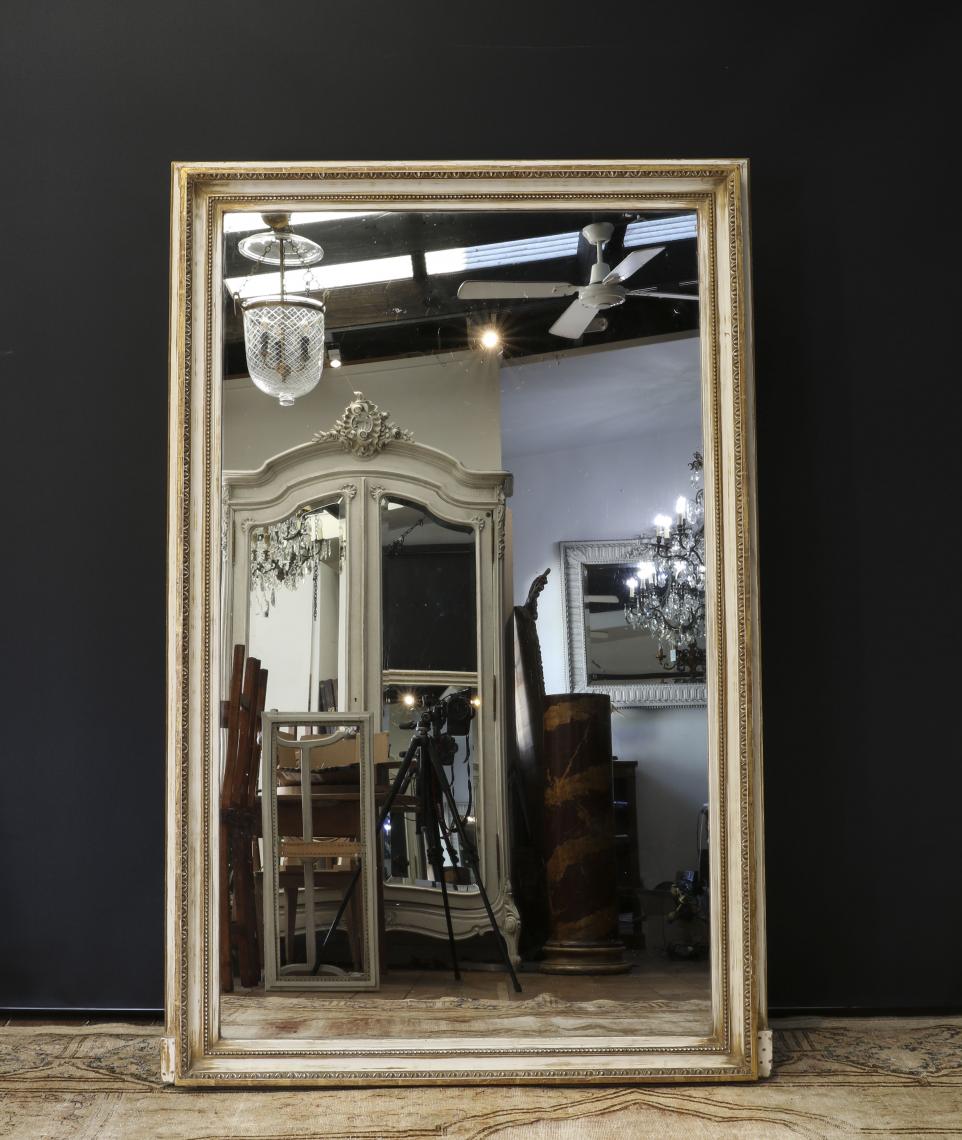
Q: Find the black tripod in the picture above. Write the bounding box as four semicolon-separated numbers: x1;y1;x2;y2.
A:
317;704;522;992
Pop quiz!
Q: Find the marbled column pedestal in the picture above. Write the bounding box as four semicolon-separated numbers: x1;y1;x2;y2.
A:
541;693;630;975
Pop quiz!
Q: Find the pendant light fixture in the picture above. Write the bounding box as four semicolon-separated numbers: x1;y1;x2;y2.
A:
237;213;326;406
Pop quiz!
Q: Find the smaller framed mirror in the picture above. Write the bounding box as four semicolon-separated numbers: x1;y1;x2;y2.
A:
562;522;707;708
260;712;379;991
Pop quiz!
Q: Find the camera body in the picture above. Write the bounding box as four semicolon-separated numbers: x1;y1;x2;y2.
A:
430;689;475;737
405;689;474;748
397;689;476;764
405;689;474;736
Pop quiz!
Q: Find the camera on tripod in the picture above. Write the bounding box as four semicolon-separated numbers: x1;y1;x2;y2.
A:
397;688;477;762
322;681;520;991
426;688;476;737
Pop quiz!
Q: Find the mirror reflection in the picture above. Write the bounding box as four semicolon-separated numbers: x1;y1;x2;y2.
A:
218;207;711;1041
260;714;378;991
582;455;706;683
247;500;345;711
381;683;480;892
381;498;476;673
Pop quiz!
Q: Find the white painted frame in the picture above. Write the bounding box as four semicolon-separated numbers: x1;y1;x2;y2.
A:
561;539;708;708
165;160;766;1085
260;712;378;991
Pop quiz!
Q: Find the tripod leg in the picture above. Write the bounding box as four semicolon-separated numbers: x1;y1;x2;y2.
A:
423;763;461;981
315;744;416;969
424;746;523;993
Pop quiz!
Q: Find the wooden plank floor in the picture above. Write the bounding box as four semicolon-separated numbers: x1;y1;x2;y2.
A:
2;1016;961;1137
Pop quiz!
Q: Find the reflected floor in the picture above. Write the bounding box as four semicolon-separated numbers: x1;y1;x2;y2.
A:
220;955;711;1040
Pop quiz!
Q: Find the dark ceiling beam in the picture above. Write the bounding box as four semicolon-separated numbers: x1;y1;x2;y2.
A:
223;240;698;351
222;217;699;374
224;209;697;277
224;211;606;278
223;289;699;379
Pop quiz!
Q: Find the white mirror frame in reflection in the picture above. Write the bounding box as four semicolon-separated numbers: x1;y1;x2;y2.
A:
165;160;766;1086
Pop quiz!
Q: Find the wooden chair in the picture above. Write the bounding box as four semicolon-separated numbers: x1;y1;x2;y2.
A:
219;645;268;991
273;731;366;975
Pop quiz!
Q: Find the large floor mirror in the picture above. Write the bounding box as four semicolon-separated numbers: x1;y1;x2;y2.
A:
165;162;765;1085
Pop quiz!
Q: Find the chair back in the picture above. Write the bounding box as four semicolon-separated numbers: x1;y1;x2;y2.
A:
222;646;268;816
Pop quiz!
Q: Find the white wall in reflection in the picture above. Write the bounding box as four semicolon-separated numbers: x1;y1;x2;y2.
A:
504;332;707;890
223;350;501;471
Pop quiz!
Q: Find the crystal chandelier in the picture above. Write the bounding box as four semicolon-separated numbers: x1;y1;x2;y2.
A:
237;214;326;406
624;453;706;675
250;509;339;617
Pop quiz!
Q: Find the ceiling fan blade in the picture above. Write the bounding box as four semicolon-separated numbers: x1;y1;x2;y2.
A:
603;246;665;285
627;288;699;301
457;280;579;300
549;298;598;339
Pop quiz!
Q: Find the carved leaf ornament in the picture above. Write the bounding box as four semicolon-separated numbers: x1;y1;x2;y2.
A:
313;391;414;458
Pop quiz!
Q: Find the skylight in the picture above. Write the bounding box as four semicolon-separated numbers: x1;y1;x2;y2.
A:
425;231;580;275
225;254;414;299
624;216;697;247
223;211;380;234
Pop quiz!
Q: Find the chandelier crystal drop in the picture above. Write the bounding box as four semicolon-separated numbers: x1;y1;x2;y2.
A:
250;510;339;617
237;214;327;407
624;453;707;675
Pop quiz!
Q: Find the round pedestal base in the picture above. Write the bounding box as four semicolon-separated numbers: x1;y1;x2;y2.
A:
539;940;632;975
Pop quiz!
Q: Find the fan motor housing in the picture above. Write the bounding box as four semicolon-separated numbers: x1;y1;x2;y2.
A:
580;283;626;309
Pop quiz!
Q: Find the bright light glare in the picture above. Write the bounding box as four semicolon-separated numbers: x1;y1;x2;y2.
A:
402;693;417;708
624;215;697;248
224;211;379;234
470;696;482;708
653;514;673;532
479;327;501;350
425;230;579;275
226;254;413;299
675;496;688;515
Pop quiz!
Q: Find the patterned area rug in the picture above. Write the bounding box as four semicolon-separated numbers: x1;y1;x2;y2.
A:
1;1017;961;1138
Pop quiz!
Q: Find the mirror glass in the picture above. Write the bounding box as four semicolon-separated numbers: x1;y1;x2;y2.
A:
381;497;477;673
583;478;706;681
218;207;710;1041
247;500;346;711
381;683;480;891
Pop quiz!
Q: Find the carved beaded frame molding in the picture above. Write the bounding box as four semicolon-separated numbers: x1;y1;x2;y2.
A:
561;540;709;709
165;160;766;1087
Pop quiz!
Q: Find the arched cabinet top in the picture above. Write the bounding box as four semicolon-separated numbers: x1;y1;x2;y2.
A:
224;392;512;513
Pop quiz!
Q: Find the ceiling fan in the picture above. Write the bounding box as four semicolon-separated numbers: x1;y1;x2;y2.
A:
457;222;698;339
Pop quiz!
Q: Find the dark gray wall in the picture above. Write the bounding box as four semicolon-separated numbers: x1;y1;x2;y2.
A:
1;0;959;1011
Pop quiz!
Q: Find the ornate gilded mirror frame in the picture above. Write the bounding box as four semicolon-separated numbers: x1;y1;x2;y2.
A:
164;160;766;1085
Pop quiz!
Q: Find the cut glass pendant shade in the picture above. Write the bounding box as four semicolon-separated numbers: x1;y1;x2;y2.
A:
241;295;325;407
238;219;327;406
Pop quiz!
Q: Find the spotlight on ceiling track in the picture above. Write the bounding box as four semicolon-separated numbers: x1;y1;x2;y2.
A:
478;327;501;350
328;347;342;368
